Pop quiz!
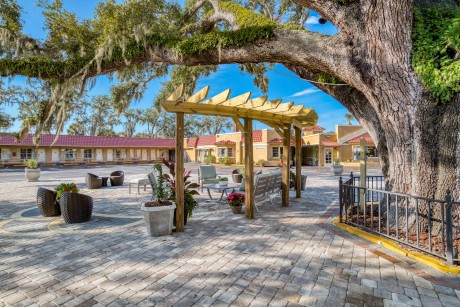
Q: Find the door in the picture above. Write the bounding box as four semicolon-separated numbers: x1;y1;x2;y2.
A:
107;149;113;162
150;149;157;161
52;149;60;163
96;149;103;162
324;148;333;166
168;149;175;162
142;149;148;160
37;149;46;163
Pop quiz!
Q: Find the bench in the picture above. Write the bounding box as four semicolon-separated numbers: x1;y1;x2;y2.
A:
239;170;282;211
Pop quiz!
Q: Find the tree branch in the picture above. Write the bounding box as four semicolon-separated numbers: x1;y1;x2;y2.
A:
0;29;347;81
292;0;355;32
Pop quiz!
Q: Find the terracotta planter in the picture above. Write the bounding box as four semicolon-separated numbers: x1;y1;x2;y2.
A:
231;205;243;214
141;202;176;236
25;168;41;182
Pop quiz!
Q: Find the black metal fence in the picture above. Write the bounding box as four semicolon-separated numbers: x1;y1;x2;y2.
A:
339;173;459;265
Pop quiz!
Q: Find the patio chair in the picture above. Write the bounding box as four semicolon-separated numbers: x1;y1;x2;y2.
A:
37;187;60;217
86;173;102;189
60;192;93;223
198;165;219;191
110;170;125;186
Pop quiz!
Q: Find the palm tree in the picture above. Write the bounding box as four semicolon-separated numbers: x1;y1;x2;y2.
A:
345;113;354;125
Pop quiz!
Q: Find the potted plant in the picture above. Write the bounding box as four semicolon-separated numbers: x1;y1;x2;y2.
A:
219;177;229;187
332;158;344;175
55;183;79;203
226;192;245;214
141;164;176;236
25;159;40;181
162;160;200;226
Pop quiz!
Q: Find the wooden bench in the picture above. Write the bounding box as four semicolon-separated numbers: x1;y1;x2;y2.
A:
239;170;282;211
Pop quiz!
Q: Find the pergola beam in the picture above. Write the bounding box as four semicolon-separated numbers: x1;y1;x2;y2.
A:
244;118;255;219
282;124;291;207
295;127;302;198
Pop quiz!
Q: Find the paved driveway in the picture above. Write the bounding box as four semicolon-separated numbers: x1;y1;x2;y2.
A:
1;164;459;306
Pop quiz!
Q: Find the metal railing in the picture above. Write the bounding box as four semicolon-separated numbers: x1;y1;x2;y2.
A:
339;173;459;265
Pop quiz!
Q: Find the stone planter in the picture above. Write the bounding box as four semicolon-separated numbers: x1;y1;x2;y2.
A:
232;174;243;183
331;165;344;176
141;202;176;236
231;206;243;214
25;168;41;182
294;175;308;191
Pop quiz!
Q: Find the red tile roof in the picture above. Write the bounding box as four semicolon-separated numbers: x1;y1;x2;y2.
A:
186;135;216;147
346;133;374;144
321;141;340;147
268;138;297;146
242;130;262;143
215;140;236;145
0;134;175;148
302;125;325;131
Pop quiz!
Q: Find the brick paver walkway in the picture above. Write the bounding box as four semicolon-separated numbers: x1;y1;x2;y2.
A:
1;165;459;306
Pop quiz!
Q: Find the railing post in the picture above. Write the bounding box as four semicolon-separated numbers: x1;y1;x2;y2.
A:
339;177;343;223
445;189;453;265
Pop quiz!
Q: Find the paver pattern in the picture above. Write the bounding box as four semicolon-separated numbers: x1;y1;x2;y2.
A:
1;164;459;306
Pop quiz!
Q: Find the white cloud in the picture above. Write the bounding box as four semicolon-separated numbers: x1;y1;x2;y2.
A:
290;88;320;97
306;16;319;25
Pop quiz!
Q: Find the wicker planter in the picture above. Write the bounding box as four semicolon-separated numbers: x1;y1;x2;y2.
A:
37;188;60;217
59;192;93;223
231;206;243;214
141;202;176;236
173;208;189;226
25;168;41;182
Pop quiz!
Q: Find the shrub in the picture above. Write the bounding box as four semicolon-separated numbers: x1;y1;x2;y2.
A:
26;159;38;169
204;154;216;164
257;159;265;166
226;192;245;207
219;157;230;165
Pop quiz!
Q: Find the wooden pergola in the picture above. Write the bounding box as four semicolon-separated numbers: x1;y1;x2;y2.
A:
161;84;318;232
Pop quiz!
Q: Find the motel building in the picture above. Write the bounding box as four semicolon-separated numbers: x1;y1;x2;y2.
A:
0;134;176;167
184;125;379;167
0;125;378;167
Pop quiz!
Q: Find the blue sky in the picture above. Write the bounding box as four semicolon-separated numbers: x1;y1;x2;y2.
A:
4;0;356;134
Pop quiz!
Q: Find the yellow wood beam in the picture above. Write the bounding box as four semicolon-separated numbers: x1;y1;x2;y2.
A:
219;92;251;107
166;83;185;102
200;89;231;105
186;86;209;103
244;96;267;108
252;99;282;111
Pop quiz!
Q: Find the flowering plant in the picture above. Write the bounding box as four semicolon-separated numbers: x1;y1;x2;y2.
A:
55;183;79;201
226;192;245;207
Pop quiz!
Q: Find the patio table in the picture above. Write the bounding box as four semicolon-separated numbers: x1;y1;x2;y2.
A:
202;183;241;201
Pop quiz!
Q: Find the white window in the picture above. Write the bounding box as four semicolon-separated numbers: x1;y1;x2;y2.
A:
218;148;226;158
115;149;126;159
84;149;93;159
20;148;34;160
227;148;234;157
272;147;283;158
64;149;76;160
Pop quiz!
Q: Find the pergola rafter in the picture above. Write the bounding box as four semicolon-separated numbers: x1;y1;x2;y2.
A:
161;84;318;232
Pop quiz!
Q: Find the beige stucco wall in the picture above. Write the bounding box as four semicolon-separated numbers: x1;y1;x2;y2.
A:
336;125;364;141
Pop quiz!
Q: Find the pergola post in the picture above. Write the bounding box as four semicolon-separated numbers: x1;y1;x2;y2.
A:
175;112;185;232
295;127;302;198
282;125;291;207
244;118;255;219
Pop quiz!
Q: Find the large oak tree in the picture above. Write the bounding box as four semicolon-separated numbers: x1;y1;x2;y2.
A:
0;0;459;201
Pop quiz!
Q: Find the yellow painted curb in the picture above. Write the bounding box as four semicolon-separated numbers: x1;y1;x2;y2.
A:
332;217;460;275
